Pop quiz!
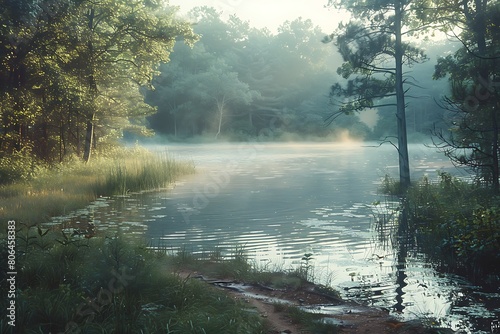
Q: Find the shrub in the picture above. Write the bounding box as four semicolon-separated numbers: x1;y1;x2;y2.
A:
406;172;500;279
0;148;39;185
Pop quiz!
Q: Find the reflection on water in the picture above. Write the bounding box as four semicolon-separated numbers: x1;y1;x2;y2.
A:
49;142;497;333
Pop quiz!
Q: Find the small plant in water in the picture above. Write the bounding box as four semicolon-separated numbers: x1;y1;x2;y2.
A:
298;253;314;281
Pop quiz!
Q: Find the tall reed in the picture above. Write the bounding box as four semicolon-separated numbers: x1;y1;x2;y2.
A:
93;152;194;196
0;147;194;225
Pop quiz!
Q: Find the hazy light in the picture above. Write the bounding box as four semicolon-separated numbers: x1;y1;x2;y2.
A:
168;0;345;33
335;129;363;145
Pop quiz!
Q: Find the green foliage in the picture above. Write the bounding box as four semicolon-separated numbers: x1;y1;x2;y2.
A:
0;0;197;163
0;149;40;185
168;245;253;281
145;9;366;140
0;147;194;224
295;253;315;281
380;174;403;195
453;206;500;262
325;0;434;191
430;0;500;189
325;2;428;115
406;172;500;276
1;228;266;333
93;152;193;196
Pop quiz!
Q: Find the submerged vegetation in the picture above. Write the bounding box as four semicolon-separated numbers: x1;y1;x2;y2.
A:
382;172;500;283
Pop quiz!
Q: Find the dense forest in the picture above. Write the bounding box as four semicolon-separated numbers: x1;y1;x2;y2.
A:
0;0;196;165
1;0;453;167
145;7;372;140
144;6;449;142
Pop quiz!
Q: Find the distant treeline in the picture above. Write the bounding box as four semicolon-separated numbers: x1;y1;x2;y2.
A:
144;6;449;141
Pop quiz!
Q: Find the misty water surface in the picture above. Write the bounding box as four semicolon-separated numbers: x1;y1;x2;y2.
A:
52;142;497;333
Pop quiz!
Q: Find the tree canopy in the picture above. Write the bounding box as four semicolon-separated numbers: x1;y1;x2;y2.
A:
0;0;196;163
145;7;372;140
431;0;500;191
324;0;439;190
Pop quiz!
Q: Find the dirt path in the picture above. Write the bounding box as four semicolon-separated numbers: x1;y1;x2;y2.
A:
179;270;455;334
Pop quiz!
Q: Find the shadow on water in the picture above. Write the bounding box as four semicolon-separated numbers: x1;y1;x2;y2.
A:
394;205;409;314
370;198;411;314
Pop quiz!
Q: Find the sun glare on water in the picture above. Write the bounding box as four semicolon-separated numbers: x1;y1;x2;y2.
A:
334;129;363;146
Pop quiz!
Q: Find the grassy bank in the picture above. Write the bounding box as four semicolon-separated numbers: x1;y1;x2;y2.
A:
0;230;266;333
0;147;337;333
0;146;194;225
0;223;340;333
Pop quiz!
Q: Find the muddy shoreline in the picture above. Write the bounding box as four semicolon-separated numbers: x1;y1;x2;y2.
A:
183;271;457;334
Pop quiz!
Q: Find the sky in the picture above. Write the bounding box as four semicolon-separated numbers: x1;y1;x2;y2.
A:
167;0;347;33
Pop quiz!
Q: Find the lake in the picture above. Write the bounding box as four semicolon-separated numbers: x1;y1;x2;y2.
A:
51;142;498;333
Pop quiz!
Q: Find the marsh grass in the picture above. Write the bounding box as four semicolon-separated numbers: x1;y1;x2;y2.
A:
167;245;254;280
167;248;341;299
380;174;403;195
387;172;500;281
93;151;193;196
0;146;194;225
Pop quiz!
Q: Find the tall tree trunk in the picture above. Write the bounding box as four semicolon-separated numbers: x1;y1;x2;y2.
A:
76;114;81;156
466;0;497;190
60;117;65;162
394;0;411;192
491;109;499;193
215;109;223;139
83;113;94;163
215;96;226;140
174;113;177;138
84;6;97;163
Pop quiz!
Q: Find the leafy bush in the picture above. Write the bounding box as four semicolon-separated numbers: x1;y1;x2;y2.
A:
406;172;500;277
0;149;39;185
452;206;500;264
